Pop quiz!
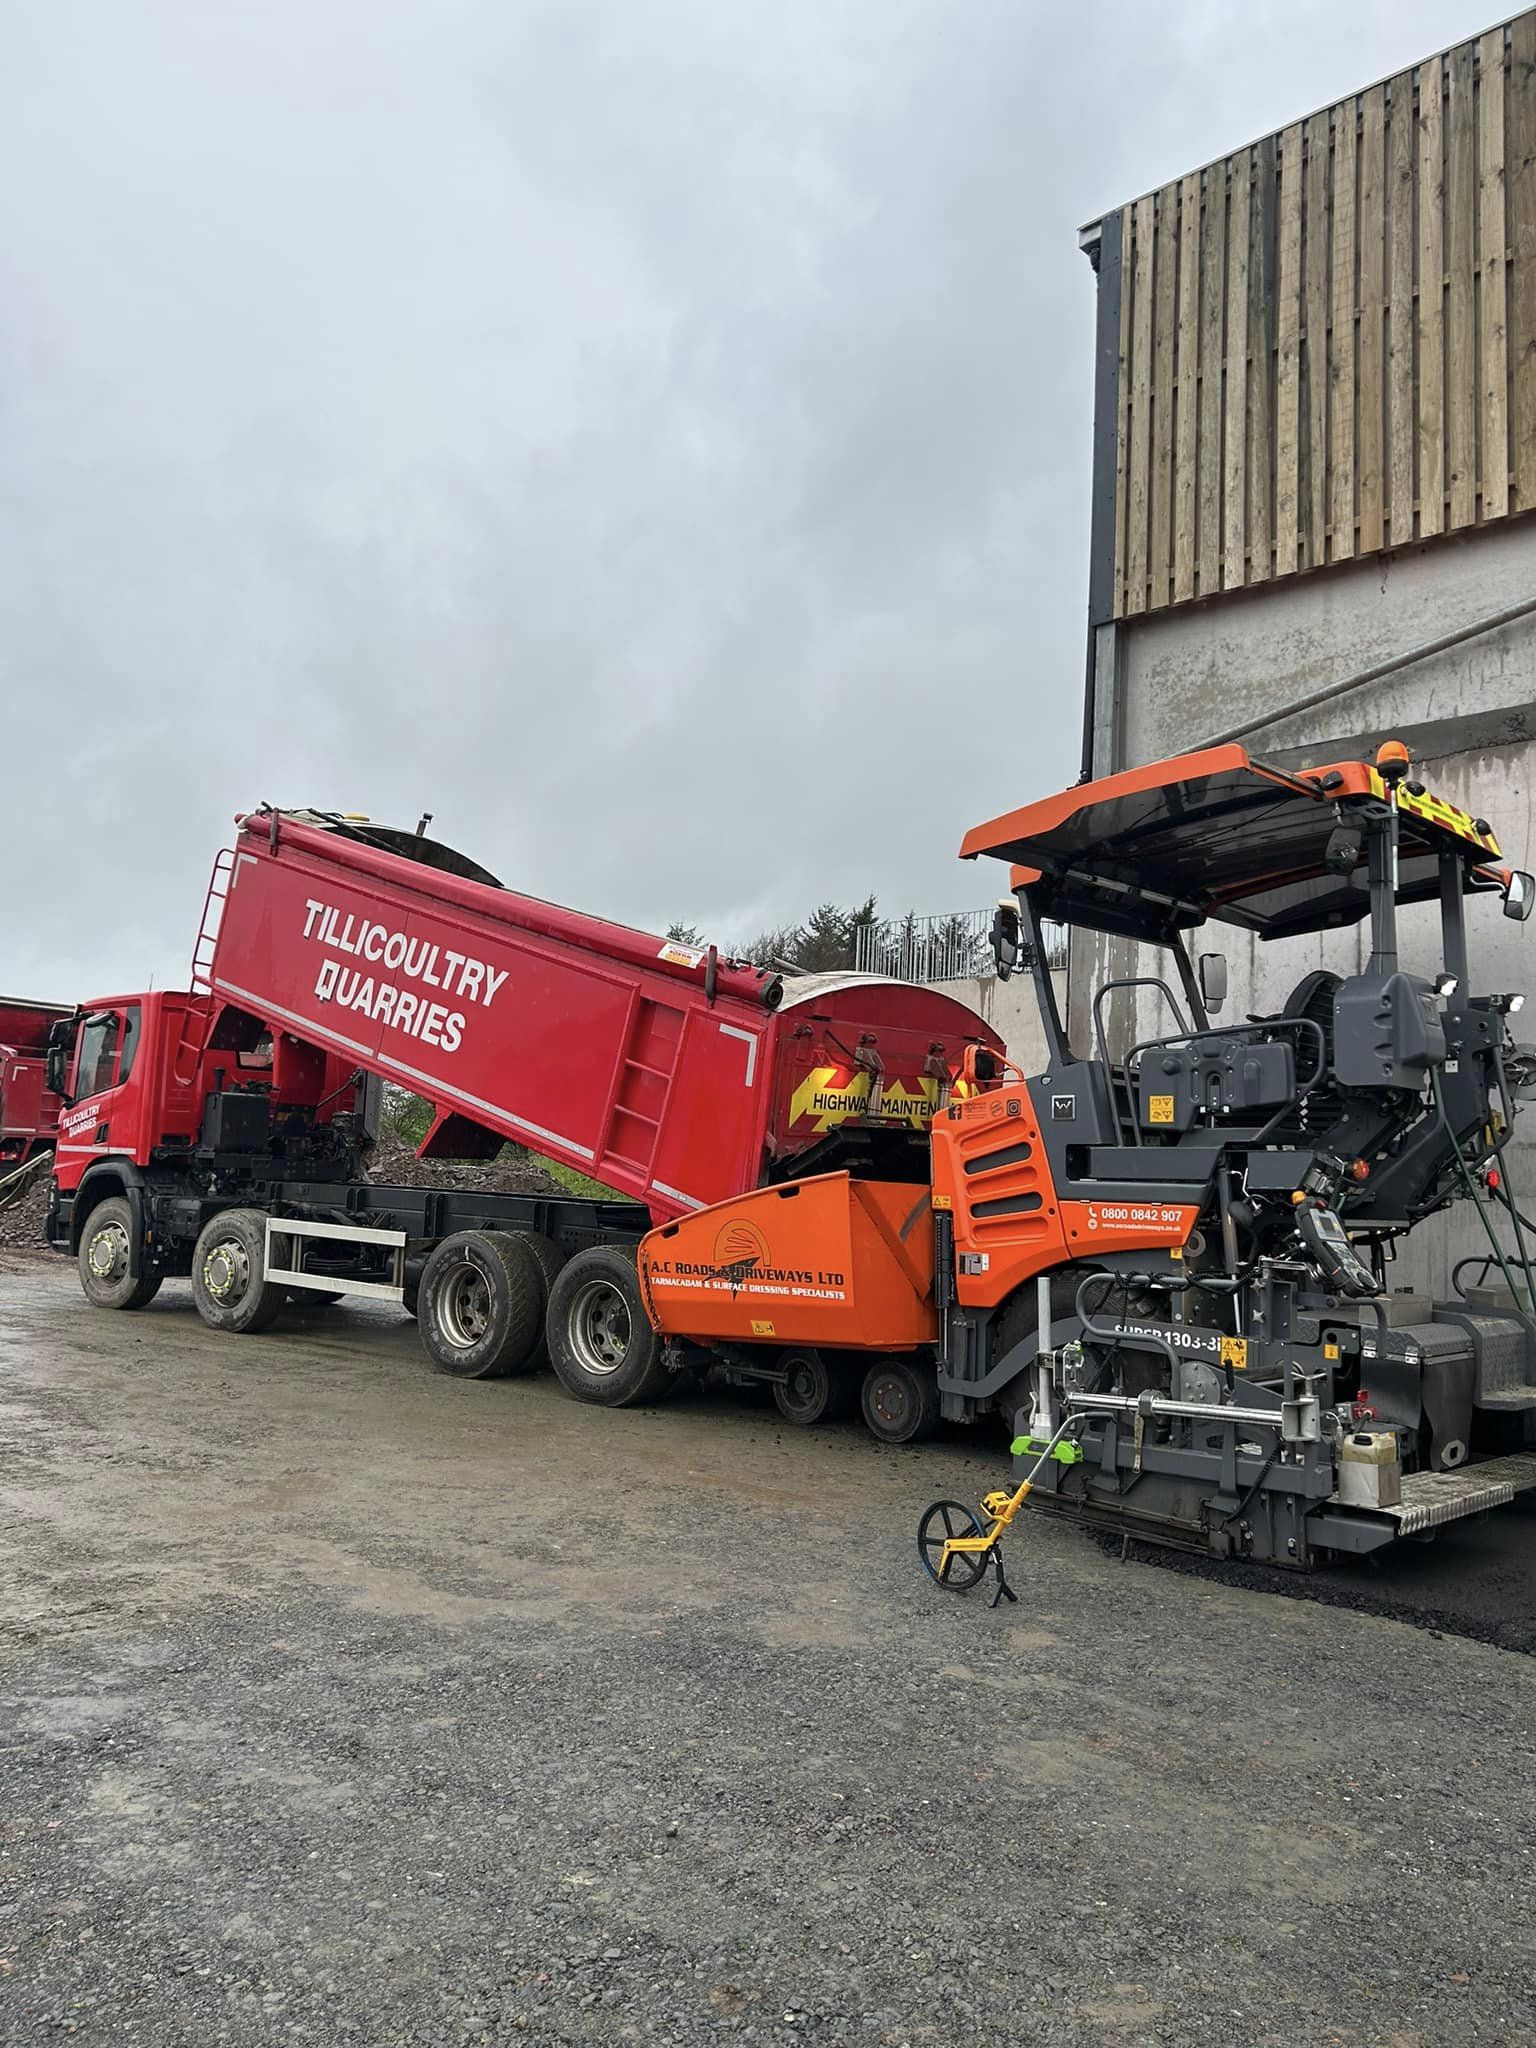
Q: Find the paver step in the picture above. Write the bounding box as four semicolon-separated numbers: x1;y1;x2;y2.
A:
1378;1453;1536;1535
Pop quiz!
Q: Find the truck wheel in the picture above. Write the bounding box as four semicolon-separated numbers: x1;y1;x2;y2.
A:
773;1349;855;1426
861;1357;940;1445
191;1209;286;1334
77;1196;161;1311
471;1231;551;1377
512;1231;567;1369
546;1245;667;1407
417;1231;541;1379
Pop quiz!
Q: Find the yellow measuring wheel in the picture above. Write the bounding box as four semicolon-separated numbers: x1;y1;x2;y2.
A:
917;1418;1086;1606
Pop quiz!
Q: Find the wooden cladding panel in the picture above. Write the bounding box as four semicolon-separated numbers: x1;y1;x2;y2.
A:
1248;136;1276;583
1149;182;1179;609
1196;167;1225;594
1447;43;1478;530
1512;13;1536;506
1173;172;1201;602
1223;151;1251;587
1418;55;1446;540
1387;70;1416;544
1329;104;1357;563
1358;85;1386;553
1124;191;1154;616
1275;122;1303;574
1481;29;1511;520
1303;114;1330;569
1111;17;1532;617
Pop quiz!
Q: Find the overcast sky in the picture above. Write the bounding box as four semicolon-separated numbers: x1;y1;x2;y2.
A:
2;0;1502;997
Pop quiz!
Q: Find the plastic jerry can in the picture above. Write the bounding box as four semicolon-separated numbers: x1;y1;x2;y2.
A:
1336;1430;1403;1509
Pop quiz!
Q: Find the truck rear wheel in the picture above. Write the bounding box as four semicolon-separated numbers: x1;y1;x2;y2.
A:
417;1230;541;1379
512;1230;567;1369
546;1245;667;1407
861;1357;940;1445
773;1349;855;1426
191;1208;286;1334
77;1196;162;1311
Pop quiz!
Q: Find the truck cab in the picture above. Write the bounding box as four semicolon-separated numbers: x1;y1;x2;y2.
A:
47;992;207;1296
46;990;370;1298
0;996;71;1176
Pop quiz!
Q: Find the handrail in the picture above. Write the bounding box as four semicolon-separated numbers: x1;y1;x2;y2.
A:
1091;976;1191;1144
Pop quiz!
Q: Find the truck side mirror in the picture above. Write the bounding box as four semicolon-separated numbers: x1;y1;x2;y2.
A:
44;1017;73;1098
1324;823;1364;874
1197;953;1228;1012
990;899;1021;982
1505;870;1536;922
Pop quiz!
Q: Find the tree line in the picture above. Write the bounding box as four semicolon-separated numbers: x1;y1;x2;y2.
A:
669;898;989;979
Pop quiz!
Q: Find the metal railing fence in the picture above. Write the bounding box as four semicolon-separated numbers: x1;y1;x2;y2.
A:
854;906;1067;986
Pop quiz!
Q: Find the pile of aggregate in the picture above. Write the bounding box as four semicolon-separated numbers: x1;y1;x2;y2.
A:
366;1126;574;1200
0;1156;53;1254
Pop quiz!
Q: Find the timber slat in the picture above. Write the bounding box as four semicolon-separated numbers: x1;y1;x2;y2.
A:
1247;136;1275;581
1330;99;1359;560
1387;70;1417;542
1125;191;1155;614
1223;150;1251;588
1173;172;1201;602
1418;55;1446;538
1196;165;1225;595
1447;41;1478;529
1113;205;1132;616
1480;28;1510;521
1303;112;1331;564
1274;122;1303;575
1358;85;1386;552
1512;13;1536;509
1149;182;1179;609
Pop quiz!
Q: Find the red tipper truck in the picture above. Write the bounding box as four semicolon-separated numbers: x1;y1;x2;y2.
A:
46;808;1002;1438
1;997;70;1181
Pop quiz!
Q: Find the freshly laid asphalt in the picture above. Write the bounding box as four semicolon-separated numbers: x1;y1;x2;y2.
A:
4;1254;1535;2047
1088;1487;1536;1654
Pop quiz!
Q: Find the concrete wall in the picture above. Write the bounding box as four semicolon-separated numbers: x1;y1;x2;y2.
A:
931;968;1068;1075
1077;523;1536;1295
1113;521;1536;771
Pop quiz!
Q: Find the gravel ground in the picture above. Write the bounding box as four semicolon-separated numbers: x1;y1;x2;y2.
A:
4;1257;1536;2048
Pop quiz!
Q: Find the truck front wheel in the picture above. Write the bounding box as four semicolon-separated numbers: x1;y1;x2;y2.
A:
417;1231;541;1379
77;1196;162;1311
546;1245;667;1407
191;1209;287;1334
